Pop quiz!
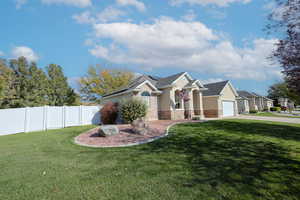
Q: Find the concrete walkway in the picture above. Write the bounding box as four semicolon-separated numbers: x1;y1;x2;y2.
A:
233;115;300;124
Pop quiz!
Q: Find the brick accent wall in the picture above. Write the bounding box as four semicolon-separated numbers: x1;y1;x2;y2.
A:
158;111;172;120
204;110;219;118
193;110;202;115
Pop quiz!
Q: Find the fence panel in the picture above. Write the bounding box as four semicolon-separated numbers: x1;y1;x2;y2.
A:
27;107;44;132
82;106;100;125
0;105;101;136
0;108;26;136
65;106;80;127
46;106;64;130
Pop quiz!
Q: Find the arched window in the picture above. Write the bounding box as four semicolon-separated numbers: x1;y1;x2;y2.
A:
141;91;151;106
175;90;182;109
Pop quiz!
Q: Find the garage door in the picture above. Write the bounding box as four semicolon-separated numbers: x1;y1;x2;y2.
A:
222;101;234;117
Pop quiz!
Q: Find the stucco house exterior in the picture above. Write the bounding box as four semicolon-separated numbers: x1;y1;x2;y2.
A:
101;72;207;121
263;97;274;111
237;91;274;112
237;91;258;111
237;96;250;114
202;81;239;118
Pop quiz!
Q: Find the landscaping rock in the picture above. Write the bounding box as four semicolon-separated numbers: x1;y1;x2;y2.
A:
98;125;119;137
131;119;148;135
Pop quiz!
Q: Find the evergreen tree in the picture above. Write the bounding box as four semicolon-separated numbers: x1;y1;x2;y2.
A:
46;64;77;106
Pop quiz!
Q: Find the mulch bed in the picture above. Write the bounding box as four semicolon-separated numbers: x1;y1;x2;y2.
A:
74;120;199;148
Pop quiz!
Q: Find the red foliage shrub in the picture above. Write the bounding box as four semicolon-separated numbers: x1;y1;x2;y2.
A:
100;102;119;124
281;106;287;111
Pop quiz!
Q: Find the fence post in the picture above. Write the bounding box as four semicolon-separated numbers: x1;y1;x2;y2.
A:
79;105;83;125
24;107;30;133
62;106;66;128
43;106;48;131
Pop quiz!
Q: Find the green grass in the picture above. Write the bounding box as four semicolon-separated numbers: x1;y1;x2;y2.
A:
1;120;300;200
249;112;300;118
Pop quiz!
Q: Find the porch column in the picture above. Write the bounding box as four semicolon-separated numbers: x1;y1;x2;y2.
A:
184;89;193;119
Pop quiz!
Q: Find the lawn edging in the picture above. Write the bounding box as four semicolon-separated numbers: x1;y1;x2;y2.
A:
73;121;201;148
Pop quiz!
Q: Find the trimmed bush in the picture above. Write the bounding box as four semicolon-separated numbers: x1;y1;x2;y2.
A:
270;107;281;112
249;110;258;114
100;102;119;124
281;106;287;111
121;99;147;123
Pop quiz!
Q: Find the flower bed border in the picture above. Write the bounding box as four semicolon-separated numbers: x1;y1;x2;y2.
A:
74;121;201;148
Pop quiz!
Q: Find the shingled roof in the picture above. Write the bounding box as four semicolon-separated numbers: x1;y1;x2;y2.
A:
102;72;187;98
237;90;258;98
202;80;229;96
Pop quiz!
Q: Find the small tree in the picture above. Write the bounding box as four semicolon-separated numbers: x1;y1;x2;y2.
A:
121;99;147;123
100;102;119;124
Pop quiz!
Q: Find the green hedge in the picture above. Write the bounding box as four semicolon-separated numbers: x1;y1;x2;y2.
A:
270;107;281;112
120;99;147;123
249;110;258;114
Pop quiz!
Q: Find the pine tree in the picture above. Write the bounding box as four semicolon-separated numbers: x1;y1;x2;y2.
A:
46;64;77;106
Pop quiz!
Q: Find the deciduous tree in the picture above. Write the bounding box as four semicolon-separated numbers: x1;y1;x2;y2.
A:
267;0;300;96
79;65;134;102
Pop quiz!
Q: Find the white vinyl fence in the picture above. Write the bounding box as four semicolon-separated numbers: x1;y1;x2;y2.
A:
0;106;101;136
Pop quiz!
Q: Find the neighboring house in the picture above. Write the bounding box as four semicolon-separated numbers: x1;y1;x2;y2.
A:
252;92;267;111
238;90;274;112
202;81;239;118
101;72;207;121
237;91;258;111
278;97;289;107
237;96;250;114
263;97;274;111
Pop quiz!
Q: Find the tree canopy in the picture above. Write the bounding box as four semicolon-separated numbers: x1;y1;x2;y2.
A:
267;0;300;96
0;57;79;108
268;82;300;104
79;65;134;102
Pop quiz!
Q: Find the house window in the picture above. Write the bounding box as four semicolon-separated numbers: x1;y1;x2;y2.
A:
175;90;182;109
141;91;151;106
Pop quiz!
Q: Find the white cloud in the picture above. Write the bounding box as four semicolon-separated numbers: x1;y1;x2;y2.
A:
182;10;197;21
88;18;280;81
73;7;125;24
15;0;27;9
0;51;4;57
116;0;146;11
41;0;92;7
170;0;251;7
11;46;39;62
202;78;224;84
73;11;95;24
97;7;126;22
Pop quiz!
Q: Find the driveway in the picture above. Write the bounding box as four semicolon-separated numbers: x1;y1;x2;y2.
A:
234;115;300;124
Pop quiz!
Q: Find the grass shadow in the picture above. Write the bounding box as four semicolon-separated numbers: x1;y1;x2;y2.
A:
139;120;300;199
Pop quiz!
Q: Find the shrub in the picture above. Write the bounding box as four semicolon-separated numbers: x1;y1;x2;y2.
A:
281;106;287;111
121;99;147;123
100;102;119;124
249;110;258;114
270;107;281;112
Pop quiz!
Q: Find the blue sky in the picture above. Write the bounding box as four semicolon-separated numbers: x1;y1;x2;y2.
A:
0;0;282;95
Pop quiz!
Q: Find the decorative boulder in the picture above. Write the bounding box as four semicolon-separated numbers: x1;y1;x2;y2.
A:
131;119;148;135
98;125;119;137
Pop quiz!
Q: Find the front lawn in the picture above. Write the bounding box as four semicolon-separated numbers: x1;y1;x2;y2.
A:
1;120;300;200
249;112;300;118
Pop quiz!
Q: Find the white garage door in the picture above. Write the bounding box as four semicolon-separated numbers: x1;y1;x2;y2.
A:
222;101;234;117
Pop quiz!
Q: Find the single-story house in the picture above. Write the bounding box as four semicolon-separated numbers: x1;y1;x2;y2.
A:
237;96;250;114
202;80;239;118
263;97;274;111
237;91;258;111
237;90;274;112
101;72;207;121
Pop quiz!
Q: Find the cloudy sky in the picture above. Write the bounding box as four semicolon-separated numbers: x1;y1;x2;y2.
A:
0;0;281;94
